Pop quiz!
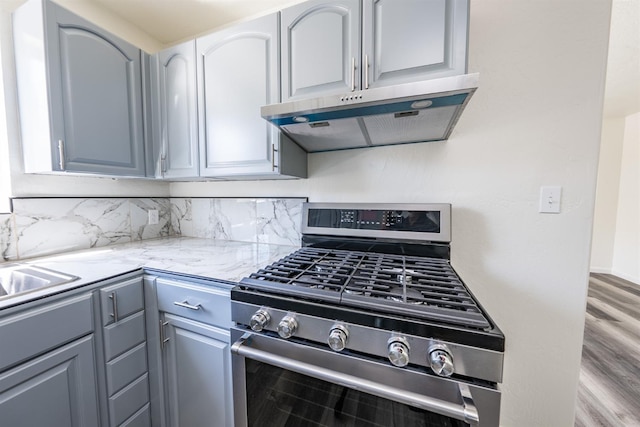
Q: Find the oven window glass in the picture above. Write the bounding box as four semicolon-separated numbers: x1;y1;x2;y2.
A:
245;359;467;427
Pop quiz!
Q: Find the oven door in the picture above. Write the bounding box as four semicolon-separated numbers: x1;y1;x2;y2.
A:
231;328;500;427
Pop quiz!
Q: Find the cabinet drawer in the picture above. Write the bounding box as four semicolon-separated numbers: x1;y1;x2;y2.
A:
0;293;93;372
103;311;146;361
156;278;231;328
100;277;144;326
109;373;149;427
120;403;150;427
106;342;148;396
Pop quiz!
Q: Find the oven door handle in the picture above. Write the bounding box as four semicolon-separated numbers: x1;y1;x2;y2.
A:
231;335;480;425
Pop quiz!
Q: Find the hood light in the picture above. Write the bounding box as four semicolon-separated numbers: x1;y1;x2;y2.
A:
410;100;433;109
293;116;309;123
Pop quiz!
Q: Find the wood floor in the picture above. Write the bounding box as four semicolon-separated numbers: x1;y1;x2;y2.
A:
575;273;640;427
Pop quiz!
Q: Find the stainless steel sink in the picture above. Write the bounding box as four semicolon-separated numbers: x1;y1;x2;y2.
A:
0;265;79;297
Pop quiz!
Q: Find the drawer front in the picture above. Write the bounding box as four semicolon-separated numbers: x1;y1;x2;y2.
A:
100;277;144;326
156;278;231;328
0;293;93;372
106;342;148;396
120;403;151;427
103;311;146;361
109;373;149;427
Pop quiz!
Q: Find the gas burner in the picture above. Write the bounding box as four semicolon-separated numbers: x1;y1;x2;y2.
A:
381;268;422;286
386;286;424;304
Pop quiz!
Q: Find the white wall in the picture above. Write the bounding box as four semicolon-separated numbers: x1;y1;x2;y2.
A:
591;117;625;272
0;0;168;203
171;1;612;425
0;23;10;214
612;112;640;282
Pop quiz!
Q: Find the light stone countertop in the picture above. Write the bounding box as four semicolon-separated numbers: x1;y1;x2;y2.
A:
0;237;299;310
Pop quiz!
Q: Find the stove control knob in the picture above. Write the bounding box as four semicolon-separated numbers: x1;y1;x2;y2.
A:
277;314;298;339
387;337;410;367
428;344;455;377
328;325;349;352
250;309;271;332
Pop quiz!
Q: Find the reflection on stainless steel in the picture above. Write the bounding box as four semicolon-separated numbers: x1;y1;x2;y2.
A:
0;264;79;298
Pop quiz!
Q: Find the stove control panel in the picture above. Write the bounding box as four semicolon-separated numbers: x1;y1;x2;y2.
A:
311;208;442;233
233;302;502;382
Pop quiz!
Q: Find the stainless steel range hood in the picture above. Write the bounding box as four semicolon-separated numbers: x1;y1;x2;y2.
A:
261;73;478;153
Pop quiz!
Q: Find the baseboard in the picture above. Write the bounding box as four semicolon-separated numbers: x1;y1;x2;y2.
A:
589;267;612;275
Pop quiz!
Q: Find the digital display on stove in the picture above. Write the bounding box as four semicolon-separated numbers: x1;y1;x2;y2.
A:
307;208;441;233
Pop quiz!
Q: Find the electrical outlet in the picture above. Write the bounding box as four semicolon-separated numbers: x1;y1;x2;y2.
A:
148;209;159;225
539;186;562;213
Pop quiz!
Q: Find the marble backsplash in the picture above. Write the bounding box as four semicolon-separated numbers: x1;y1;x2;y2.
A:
171;198;303;246
0;197;304;262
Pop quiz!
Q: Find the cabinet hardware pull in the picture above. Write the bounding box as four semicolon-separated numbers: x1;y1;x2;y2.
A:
271;144;279;171
174;300;202;310
364;54;369;90
109;292;118;323
160;320;170;349
351;57;356;92
57;140;65;170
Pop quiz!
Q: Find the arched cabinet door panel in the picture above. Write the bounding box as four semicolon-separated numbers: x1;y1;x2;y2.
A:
362;0;469;89
281;0;361;101
14;0;146;177
151;40;199;179
197;12;305;178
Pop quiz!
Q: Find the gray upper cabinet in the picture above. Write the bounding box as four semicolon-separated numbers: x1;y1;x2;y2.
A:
13;0;146;177
281;0;361;101
197;12;306;179
150;40;199;179
362;0;469;88
281;0;469;100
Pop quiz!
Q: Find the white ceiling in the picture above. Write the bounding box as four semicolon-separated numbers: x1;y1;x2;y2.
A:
2;0;638;118
90;0;306;44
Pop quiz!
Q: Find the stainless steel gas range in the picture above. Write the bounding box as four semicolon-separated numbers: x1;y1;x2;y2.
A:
230;203;504;426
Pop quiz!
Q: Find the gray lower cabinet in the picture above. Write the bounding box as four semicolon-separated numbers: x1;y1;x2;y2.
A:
162;314;232;427
0;292;99;427
145;274;234;427
281;0;470;101
95;275;151;427
196;12;306;179
0;335;100;427
150;40;200;179
13;0;146;177
0;271;152;427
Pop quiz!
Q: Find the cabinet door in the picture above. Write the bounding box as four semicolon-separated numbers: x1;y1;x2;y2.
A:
161;313;233;427
281;0;361;100
45;1;146;176
197;13;281;177
151;40;199;179
362;0;469;88
0;335;99;427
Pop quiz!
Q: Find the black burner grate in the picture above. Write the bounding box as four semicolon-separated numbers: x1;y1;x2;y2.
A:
242;247;491;330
